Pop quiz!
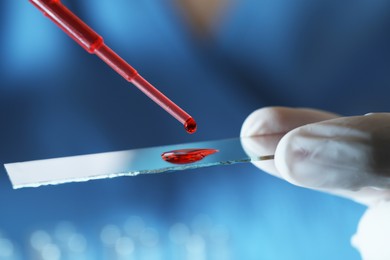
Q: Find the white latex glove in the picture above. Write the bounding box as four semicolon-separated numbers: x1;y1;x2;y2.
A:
241;107;390;259
352;201;390;260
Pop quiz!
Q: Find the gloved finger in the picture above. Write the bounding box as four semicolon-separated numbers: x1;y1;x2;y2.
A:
240;134;283;177
352;201;390;259
329;187;390;207
275;113;390;205
240;107;339;177
240;107;340;137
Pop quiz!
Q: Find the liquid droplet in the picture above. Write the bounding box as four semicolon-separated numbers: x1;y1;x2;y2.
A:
184;118;197;134
161;148;218;164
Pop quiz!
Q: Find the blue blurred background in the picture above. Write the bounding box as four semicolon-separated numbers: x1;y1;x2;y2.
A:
1;0;389;259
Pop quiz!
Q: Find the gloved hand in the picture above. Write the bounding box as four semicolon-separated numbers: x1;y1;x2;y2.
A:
241;107;390;259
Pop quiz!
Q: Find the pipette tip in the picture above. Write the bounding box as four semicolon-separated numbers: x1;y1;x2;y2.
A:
184;118;197;134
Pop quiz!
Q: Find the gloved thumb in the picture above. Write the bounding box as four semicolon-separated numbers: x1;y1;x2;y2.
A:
276;113;390;191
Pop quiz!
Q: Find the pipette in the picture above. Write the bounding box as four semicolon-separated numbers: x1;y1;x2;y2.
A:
29;0;197;134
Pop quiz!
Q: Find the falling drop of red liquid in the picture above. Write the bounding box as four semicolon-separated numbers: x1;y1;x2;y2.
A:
184;118;197;134
161;148;219;164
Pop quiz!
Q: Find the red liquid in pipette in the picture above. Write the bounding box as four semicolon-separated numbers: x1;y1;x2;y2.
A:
30;0;197;134
184;118;197;133
161;148;219;164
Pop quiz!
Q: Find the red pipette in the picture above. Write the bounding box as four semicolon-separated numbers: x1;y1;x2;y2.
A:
30;0;197;134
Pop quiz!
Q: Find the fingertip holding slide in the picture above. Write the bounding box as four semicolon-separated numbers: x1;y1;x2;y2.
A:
275;114;390;191
240;134;284;178
274;120;368;189
273;129;313;187
240;106;340;177
242;108;390;205
240;106;339;137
